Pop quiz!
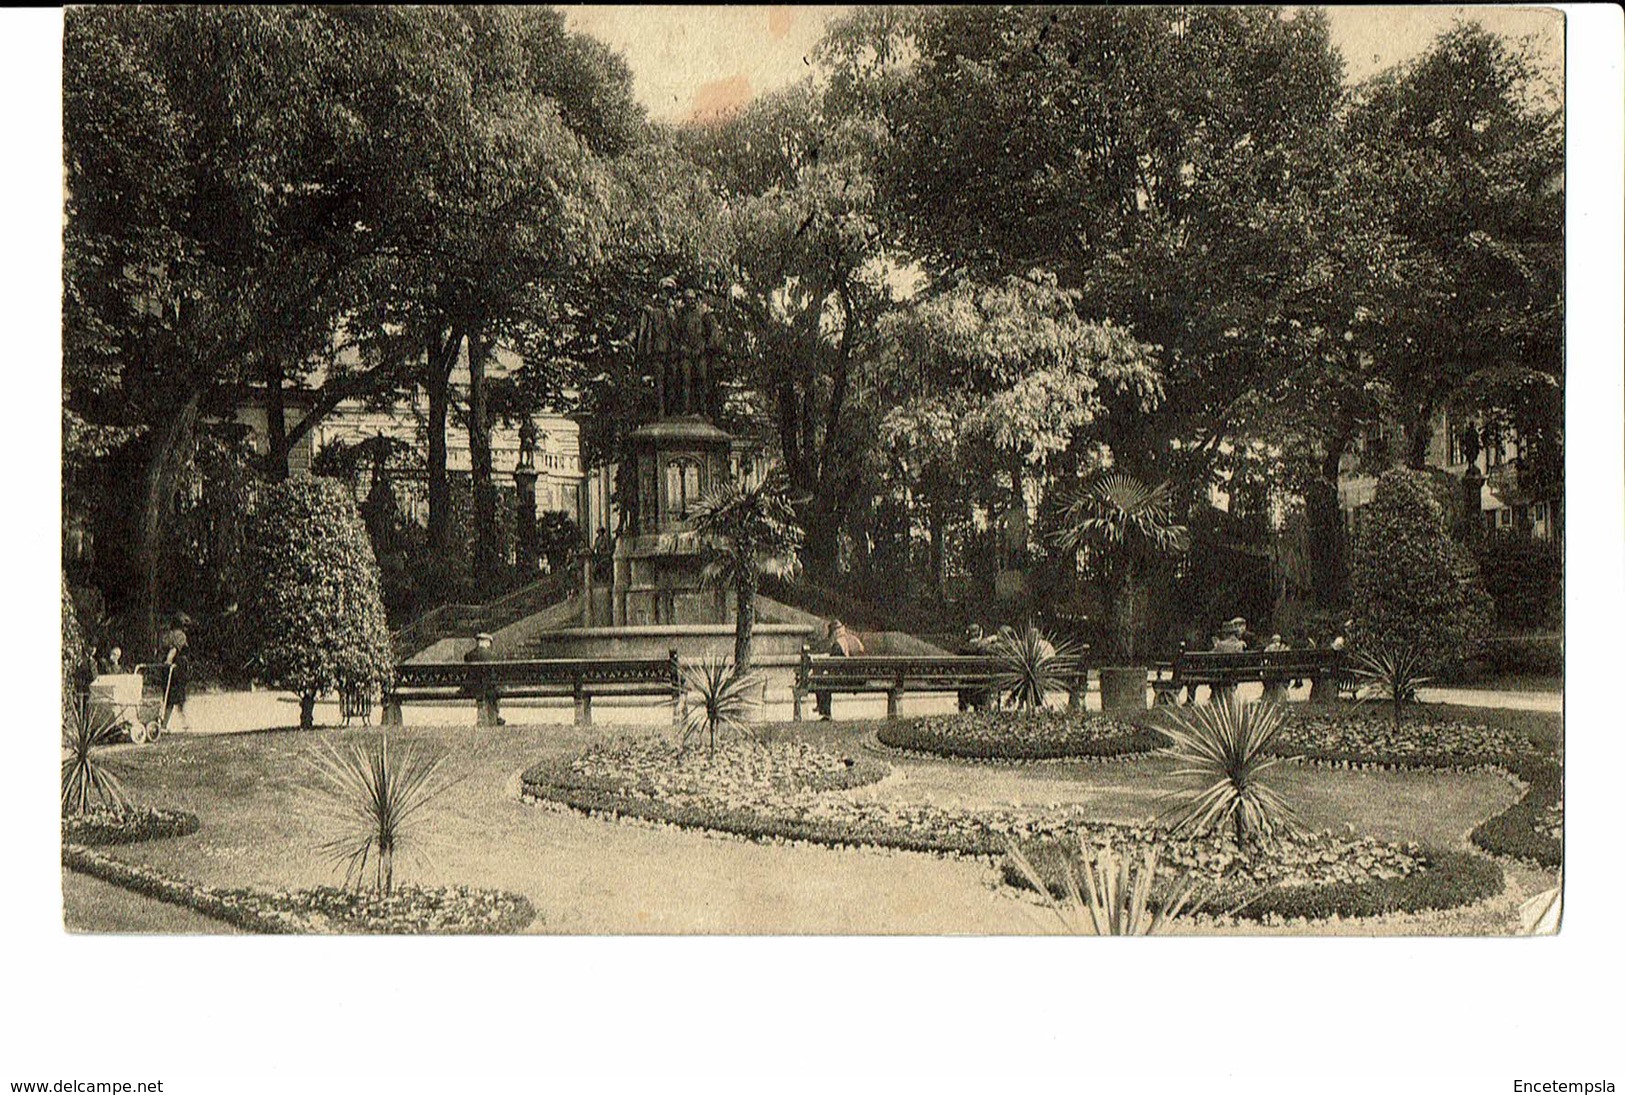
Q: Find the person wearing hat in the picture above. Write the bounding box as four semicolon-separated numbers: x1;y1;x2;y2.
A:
463;633;504;726
1212;620;1246;654
814;619;864;720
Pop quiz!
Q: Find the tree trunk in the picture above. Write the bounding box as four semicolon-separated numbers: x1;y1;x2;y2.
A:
264;358;288;481
466;326;501;593
133;390;202;658
734;576;756;670
425;330;460;560
1305;429;1353;611
299;690;316;730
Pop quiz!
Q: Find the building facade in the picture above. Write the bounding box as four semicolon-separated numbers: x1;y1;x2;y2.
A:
1338;412;1559;542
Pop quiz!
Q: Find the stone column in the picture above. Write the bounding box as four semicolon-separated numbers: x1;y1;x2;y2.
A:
513;465;539;577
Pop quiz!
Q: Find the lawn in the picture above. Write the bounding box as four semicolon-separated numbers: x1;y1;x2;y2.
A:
63;869;245;934
62;703;1561;934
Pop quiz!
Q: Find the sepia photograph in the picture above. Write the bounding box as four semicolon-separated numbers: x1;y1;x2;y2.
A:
55;3;1570;944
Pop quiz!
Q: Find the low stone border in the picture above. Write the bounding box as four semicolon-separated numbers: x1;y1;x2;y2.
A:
63;845;536;934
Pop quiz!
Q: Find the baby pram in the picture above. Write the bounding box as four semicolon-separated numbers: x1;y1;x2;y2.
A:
86;664;173;745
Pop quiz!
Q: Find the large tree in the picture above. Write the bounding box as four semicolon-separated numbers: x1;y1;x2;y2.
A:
820;8;1346;491
1342;23;1563;480
680;82;895;569
64;7;403;652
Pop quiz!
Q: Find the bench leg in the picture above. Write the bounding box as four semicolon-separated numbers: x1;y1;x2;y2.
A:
574;693;592;727
382;699;402;727
476;694;501;728
1309;676;1338;705
1067;681;1082;713
672;690;685;727
886;688;901;720
792;688;804;722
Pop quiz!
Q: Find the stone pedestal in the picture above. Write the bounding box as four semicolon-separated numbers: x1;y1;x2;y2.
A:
1100;666;1148;714
614;416;734;627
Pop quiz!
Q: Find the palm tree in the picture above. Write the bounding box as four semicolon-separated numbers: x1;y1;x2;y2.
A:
687;468;805;670
1054;471;1189;662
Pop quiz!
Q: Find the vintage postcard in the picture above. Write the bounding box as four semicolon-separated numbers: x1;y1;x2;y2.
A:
60;4;1564;938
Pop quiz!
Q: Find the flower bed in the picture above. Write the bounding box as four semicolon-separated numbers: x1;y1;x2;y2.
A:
1004;836;1502;922
63;845;535;934
1273;710;1562;869
1274;711;1545;769
63;807;200;846
521;738;1470;917
875;710;1163;762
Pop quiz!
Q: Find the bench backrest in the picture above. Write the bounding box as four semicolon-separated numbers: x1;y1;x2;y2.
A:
1174;649;1344;682
391;656;680;692
799;650;1091;688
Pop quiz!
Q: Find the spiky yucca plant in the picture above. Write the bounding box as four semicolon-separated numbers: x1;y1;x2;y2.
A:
680;657;762;755
993;624;1072;711
1156;697;1300;852
1005;837;1204;935
62;697;130;816
307;735;459;894
1350;645;1432;729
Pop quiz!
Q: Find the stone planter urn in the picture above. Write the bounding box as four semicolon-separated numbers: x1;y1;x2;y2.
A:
1099;666;1148;714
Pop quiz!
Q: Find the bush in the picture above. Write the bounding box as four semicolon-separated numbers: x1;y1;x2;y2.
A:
244;479;395;727
1474;532;1562;630
1348;469;1493;675
536;511;582;573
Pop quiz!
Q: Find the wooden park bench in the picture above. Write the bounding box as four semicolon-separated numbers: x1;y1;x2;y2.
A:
791;646;1092;721
1149;648;1349;706
382;652;684;728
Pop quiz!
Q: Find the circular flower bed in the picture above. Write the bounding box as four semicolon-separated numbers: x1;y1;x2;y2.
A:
64;844;535;934
63;807;200;846
875;710;1162;762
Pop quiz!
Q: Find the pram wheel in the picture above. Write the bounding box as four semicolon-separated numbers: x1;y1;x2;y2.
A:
145;720;163;744
129;721;149;745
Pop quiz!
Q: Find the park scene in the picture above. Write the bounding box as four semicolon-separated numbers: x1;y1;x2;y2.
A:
60;6;1563;935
